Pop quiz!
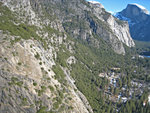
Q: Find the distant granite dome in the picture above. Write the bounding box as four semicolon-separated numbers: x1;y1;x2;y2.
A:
118;3;149;22
115;3;150;41
129;3;149;15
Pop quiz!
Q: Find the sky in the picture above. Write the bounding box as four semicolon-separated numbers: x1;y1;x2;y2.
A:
87;0;150;14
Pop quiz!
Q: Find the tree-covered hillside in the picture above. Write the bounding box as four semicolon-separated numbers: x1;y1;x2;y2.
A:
0;0;149;113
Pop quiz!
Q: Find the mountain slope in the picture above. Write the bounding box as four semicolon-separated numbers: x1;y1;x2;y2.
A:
29;0;135;54
115;3;150;41
0;1;93;112
0;0;138;113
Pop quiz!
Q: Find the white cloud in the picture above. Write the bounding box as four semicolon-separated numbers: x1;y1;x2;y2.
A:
108;11;114;14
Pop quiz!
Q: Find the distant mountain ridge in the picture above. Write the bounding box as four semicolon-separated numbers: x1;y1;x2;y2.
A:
115;3;150;41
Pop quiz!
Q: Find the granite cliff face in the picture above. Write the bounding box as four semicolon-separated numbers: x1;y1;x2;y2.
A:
88;1;135;48
41;0;134;54
0;0;135;113
0;0;93;112
115;4;150;41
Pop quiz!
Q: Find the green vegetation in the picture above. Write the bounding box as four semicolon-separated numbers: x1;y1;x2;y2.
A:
41;86;46;90
119;92;149;113
34;52;40;60
0;3;49;49
58;90;64;99
43;26;63;37
53;102;60;109
9;77;23;87
16;81;23;87
53;97;62;109
24;86;28;90
37;86;47;96
56;44;71;67
48;85;54;92
51;89;64;110
21;97;28;105
4;57;7;61
37;106;47;113
11;77;19;82
0;3;38;41
17;62;22;66
33;82;37;86
1;1;150;113
39;62;42;65
56;35;150;112
41;67;44;71
52;64;66;84
30;45;33;48
53;36;122;112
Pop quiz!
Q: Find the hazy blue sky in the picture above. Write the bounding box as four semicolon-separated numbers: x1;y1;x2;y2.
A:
87;0;150;13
